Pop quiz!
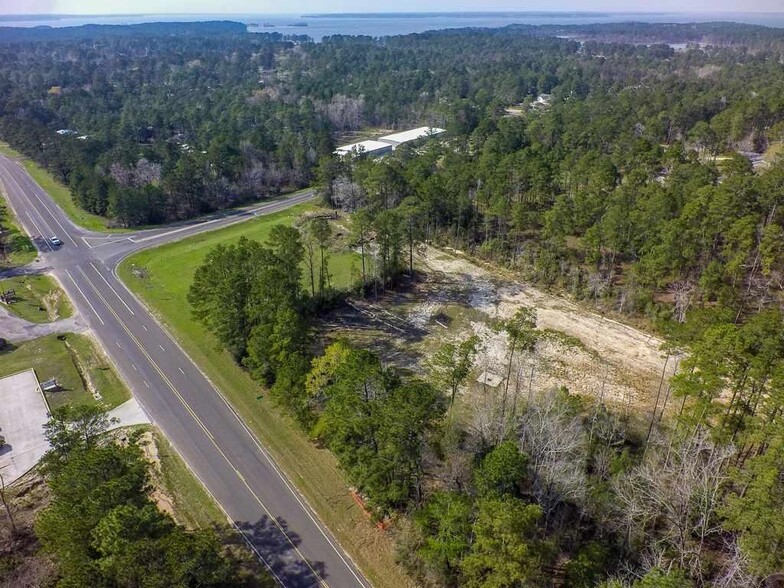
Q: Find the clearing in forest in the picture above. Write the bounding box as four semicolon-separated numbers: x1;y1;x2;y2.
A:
322;246;679;417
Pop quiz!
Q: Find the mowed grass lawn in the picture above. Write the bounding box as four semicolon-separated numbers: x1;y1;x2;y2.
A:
0;199;36;267
0;333;130;410
0;141;126;233
0;274;72;323
119;207;413;588
120;204;357;300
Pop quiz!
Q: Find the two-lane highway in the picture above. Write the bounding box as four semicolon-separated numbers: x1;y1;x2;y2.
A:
0;154;370;588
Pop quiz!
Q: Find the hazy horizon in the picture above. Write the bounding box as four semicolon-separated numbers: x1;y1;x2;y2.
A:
6;12;784;18
5;9;784;15
5;1;784;17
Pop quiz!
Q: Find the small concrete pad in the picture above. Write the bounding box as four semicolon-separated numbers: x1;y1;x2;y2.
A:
108;398;150;428
0;369;50;484
477;371;504;388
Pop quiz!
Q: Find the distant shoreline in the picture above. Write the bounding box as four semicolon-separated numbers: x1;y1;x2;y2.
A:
3;10;784;24
2;11;784;39
302;11;616;19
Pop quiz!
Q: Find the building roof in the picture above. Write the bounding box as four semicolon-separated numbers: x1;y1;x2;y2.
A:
379;126;445;145
335;140;392;156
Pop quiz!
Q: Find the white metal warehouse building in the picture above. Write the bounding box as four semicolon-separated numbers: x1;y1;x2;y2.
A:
335;140;394;158
379;126;445;148
335;126;445;158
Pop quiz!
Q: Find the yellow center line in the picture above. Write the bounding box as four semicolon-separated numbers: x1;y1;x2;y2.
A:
75;266;330;588
123;272;370;588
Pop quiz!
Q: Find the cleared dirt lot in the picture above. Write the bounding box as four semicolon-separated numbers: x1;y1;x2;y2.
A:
322;246;680;415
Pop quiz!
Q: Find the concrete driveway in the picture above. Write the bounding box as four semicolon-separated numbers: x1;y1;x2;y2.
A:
0;369;49;484
0;304;88;343
108;398;150;428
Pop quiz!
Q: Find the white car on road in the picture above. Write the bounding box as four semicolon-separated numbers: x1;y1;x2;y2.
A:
50;236;62;246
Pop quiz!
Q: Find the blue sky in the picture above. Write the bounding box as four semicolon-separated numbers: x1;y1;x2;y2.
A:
4;0;784;15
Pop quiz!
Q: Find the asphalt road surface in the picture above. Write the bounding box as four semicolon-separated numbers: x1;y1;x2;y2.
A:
0;154;371;588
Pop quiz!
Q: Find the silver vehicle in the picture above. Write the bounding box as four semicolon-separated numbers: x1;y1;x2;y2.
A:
50;236;62;246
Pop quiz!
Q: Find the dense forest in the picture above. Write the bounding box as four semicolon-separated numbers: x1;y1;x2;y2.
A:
5;19;784;587
527;21;784;47
2;21;782;226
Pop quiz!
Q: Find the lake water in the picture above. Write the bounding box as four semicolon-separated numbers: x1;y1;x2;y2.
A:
2;12;784;42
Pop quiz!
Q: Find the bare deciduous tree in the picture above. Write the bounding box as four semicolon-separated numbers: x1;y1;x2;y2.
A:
466;381;507;447
672;280;694;324
332;177;365;212
109;158;162;188
319;94;365;131
587;270;610;300
712;536;755;588
612;431;734;577
518;388;588;527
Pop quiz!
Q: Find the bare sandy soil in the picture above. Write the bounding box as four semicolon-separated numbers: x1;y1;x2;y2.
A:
420;247;680;407
0;303;87;343
137;430;176;520
325;245;682;415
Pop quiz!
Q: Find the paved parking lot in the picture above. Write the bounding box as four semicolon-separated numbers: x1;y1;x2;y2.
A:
0;369;50;484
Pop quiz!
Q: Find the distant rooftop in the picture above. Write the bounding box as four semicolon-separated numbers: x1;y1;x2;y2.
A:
379;126;446;146
335;139;393;157
335;126;446;157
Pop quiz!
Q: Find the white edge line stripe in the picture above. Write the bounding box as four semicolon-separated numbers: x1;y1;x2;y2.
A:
16;166;78;247
25;212;54;253
78;268;325;585
64;268;104;325
89;261;135;315
108;200;369;588
1;168;56;246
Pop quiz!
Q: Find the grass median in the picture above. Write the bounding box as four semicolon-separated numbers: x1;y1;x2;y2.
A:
0;274;72;323
0;196;36;267
119;206;413;588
